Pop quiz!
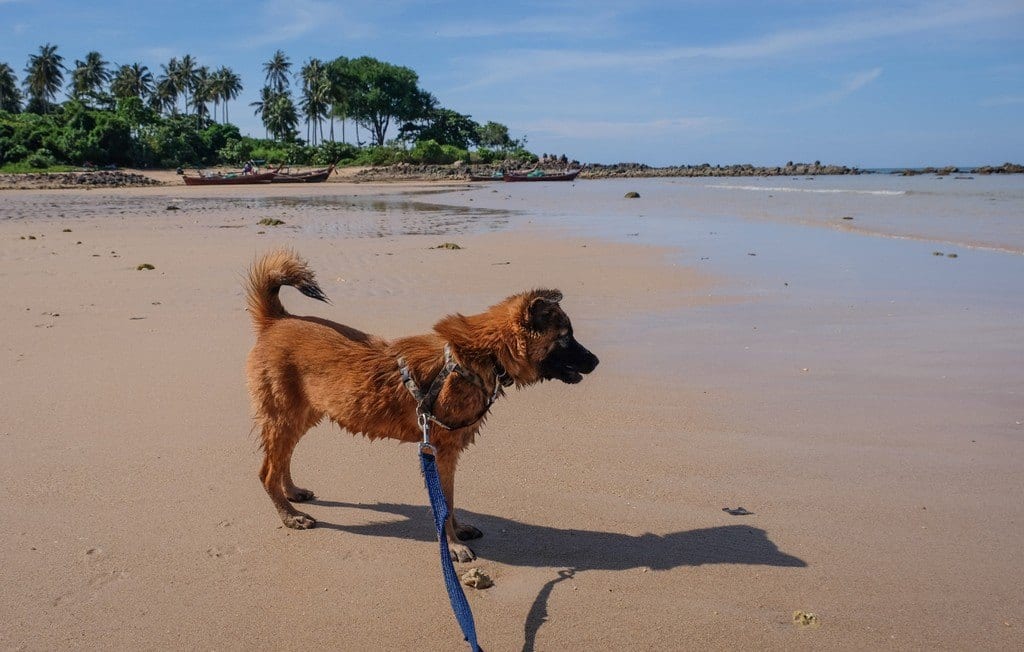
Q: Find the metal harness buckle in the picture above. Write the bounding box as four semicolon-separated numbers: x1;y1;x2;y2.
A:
418;412;437;456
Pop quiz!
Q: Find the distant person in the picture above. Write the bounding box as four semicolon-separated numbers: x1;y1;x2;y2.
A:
242;161;254;175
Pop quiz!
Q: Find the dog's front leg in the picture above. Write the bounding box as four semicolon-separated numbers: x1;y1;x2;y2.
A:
436;446;482;562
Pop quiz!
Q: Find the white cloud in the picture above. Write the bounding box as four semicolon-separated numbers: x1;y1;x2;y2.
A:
239;0;368;49
814;67;883;106
455;1;1023;87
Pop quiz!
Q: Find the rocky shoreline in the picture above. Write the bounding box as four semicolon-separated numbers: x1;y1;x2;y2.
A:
0;170;164;190
350;160;1024;183
1;161;1021;189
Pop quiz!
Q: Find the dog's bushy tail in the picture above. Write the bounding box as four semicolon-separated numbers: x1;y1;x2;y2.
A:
245;248;328;332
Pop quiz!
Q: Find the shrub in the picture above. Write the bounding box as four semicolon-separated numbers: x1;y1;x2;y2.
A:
26;148;56;168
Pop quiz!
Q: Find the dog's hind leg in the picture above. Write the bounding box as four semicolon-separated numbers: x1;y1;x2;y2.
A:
281;411;319;502
258;420;316;529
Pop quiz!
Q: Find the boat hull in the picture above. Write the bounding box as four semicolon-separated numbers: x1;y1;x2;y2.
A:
182;171;276;186
504;169;581;182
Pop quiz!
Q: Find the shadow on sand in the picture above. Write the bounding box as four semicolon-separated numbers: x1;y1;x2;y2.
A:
311;500;806;650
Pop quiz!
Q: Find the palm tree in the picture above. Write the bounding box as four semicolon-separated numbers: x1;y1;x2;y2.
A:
158;58;182;114
175;54;198;115
190;66;213;125
23;43;65;112
263;50;291;95
214;66;242;123
110;63;153;101
70;51;111;103
0;62;21;112
250;85;275;139
266;92;299;142
299;58;330;145
150;76;177;116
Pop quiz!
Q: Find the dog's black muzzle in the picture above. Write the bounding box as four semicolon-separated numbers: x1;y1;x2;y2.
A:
540;337;599;384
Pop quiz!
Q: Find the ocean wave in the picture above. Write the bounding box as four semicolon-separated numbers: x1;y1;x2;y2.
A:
706;184;906;196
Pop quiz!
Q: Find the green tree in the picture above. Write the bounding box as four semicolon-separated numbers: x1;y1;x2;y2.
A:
70;51;111;105
23;44;65;113
0;62;21;113
476;121;513;148
402;107;480;149
110;63;153;101
341;56;431;147
263;50;291;94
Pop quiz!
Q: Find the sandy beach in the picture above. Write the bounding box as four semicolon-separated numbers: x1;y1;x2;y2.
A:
1;178;1022;650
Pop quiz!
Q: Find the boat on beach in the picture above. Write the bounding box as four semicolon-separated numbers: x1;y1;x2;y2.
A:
271;164;336;183
468;170;506;181
504;169;582;182
182;171;277;186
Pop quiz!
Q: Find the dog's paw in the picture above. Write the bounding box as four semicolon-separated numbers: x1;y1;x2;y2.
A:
282;512;317;529
449;542;476;563
286;488;315;502
455;523;483;541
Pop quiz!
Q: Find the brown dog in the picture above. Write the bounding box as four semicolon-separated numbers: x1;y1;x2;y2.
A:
245;249;598;561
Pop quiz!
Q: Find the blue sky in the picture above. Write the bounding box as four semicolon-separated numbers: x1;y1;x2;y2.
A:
2;0;1022;167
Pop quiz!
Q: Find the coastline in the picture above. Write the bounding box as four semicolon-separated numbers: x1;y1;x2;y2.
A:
1;183;1022;650
2;161;1021;190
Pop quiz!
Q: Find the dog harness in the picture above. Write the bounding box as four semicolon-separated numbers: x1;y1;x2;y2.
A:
396;344;512;432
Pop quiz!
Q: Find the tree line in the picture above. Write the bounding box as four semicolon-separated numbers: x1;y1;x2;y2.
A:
0;44;530;170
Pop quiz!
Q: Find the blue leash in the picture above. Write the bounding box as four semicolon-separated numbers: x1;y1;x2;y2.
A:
420;445;483;651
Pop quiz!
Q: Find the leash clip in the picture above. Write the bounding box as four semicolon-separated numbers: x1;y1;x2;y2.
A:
418;412;437;456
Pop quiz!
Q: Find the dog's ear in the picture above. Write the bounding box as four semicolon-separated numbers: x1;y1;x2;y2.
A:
526;289;563;332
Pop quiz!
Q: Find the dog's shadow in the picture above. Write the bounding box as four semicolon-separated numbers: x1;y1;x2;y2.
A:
312;500;806;650
312;500;805;571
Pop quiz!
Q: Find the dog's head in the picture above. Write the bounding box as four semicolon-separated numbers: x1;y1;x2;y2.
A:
522;289;599;384
434;289;599;386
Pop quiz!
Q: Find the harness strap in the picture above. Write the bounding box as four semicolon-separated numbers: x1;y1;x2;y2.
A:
397;344;507;431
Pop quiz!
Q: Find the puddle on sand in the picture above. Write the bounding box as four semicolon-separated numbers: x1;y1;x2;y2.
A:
2;192;515;239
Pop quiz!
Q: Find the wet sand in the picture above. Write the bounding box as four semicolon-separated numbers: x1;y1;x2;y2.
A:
1;181;1022;650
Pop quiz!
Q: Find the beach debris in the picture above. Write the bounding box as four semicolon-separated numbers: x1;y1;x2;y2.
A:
432;242;463;250
136;263;155;271
624;191;641;198
461;567;494;590
722;507;753;516
165;205;180;211
793;610;820;628
946;253;958;258
257;218;286;226
62;228;72;232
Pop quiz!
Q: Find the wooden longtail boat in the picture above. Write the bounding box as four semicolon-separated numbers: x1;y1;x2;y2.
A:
504;169;581;182
271;164;336;183
468;171;505;181
182;171;276;186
